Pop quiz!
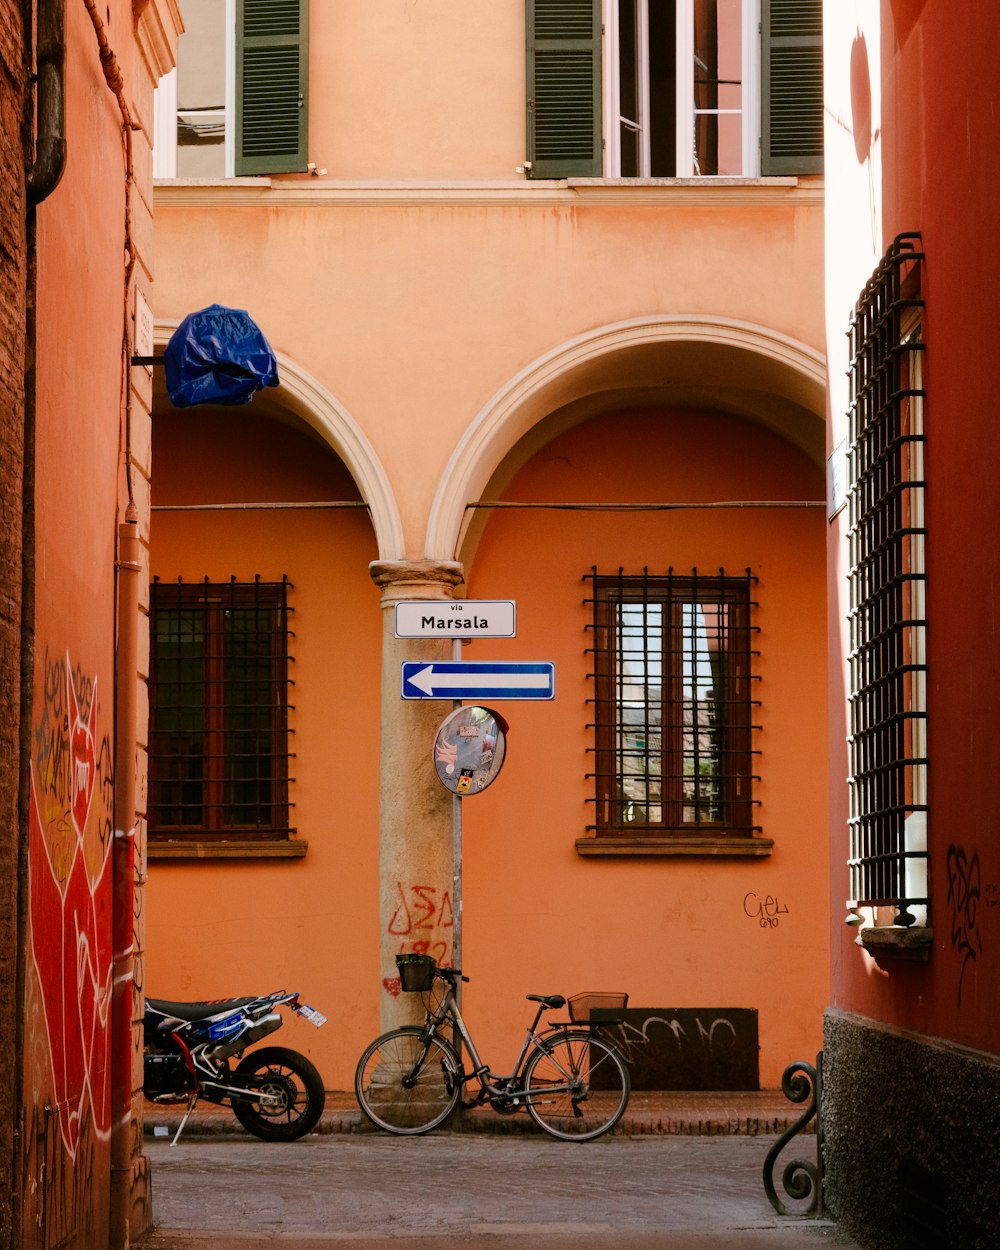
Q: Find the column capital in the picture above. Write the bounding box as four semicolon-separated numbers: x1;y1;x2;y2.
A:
369;559;465;604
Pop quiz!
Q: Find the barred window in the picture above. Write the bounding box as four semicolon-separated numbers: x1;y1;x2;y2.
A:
584;568;760;846
847;233;927;928
148;576;295;843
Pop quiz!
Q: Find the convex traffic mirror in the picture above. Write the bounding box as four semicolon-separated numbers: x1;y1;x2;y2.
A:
432;705;508;796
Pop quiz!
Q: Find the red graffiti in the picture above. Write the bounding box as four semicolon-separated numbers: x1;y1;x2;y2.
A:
388;882;453;935
28;661;113;1158
385;884;453;986
68;666;98;836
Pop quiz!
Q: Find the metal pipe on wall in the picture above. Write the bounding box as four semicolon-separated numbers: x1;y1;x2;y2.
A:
26;0;67;206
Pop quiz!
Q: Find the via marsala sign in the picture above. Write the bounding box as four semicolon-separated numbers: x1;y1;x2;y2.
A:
394;599;516;638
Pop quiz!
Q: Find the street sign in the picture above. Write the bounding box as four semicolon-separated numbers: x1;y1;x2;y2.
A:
395;600;516;638
401;661;555;700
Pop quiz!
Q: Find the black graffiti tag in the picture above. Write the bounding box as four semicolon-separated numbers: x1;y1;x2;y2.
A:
946;843;982;1008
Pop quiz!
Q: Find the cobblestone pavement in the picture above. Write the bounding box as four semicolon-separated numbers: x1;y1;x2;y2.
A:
143;1089;819;1140
139;1125;861;1250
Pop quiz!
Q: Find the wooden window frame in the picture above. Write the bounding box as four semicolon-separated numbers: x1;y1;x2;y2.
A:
147;576;299;858
580;569;768;858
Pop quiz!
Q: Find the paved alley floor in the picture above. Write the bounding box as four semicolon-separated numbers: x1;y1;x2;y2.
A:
139;1130;861;1250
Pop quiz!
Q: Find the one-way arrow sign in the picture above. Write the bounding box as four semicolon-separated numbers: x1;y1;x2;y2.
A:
401;661;555;700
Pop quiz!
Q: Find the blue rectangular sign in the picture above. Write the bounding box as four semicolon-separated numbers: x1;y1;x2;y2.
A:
401;661;555;700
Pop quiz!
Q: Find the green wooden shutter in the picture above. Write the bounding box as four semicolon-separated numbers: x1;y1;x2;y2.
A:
526;0;602;179
235;0;309;175
761;0;823;175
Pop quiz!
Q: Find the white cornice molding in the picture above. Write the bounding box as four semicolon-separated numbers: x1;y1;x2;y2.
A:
154;177;824;210
136;0;183;83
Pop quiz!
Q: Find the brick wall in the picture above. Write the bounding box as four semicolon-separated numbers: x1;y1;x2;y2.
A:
0;1;25;1242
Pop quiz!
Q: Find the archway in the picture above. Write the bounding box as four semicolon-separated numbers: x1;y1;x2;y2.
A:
425;315;826;565
152;321;404;559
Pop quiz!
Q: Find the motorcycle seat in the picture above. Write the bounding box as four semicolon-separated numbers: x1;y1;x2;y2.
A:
147;996;258;1021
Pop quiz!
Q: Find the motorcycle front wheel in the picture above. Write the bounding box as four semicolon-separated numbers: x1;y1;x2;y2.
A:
231;1046;326;1141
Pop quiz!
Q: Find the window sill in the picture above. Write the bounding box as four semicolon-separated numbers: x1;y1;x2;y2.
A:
575;835;774;858
856;925;934;962
148;838;307;860
153;177;823;210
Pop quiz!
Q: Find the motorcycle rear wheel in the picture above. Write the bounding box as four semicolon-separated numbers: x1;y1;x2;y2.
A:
231;1046;326;1141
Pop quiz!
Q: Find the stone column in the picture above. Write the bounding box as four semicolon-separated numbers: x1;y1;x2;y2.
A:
370;559;464;1030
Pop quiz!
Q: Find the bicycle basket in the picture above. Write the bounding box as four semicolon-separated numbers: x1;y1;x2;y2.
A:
395;953;436;992
568;993;628;1025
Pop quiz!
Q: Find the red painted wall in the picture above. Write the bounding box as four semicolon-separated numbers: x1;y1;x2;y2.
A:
22;3;136;1243
827;0;1000;1054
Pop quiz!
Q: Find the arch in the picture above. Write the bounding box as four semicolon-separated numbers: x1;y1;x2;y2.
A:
425;315;826;564
153;321;405;559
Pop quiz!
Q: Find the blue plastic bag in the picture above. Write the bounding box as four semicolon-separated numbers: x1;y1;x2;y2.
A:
163;304;279;408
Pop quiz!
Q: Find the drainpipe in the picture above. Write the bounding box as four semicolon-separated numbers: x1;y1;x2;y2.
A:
111;508;140;1250
26;0;67;206
76;5;142;1241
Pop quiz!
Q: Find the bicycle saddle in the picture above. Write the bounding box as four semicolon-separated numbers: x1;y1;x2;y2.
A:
526;994;566;1009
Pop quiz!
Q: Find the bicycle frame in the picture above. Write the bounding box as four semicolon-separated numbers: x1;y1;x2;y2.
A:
354;967;631;1140
419;976;586;1105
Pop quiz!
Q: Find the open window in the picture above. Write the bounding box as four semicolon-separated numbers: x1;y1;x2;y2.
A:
526;0;822;178
154;0;309;178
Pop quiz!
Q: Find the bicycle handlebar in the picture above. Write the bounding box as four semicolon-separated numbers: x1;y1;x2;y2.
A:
434;965;470;983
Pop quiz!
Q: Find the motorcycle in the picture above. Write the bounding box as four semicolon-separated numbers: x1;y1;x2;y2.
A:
143;989;327;1143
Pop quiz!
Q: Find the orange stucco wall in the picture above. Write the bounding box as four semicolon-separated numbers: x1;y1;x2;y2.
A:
151;193;825;559
146;402;828;1090
146;412;382;1077
460;408;828;1086
147;0;829;1096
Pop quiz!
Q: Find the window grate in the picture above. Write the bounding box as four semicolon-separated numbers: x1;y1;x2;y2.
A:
148;576;295;839
846;233;927;925
584;567;760;837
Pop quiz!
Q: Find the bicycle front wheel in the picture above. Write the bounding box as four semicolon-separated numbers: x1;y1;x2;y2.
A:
523;1029;630;1141
354;1026;460;1135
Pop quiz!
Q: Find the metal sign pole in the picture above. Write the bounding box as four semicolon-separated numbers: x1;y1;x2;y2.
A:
451;638;463;1056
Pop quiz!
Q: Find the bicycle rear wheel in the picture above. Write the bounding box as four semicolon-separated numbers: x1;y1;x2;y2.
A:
523;1029;630;1141
354;1026;460;1135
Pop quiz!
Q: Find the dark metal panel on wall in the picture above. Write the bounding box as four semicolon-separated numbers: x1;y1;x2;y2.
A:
606;1008;759;1091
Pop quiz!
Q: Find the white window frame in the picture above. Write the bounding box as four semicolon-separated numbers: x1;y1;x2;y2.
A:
152;0;237;180
604;0;760;178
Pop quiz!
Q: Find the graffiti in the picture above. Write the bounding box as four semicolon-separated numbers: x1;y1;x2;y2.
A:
607;1008;759;1090
946;843;983;1007
986;882;1000;910
743;891;790;929
383;883;453;993
28;654;114;1159
23;1096;104;1250
33;650;114;868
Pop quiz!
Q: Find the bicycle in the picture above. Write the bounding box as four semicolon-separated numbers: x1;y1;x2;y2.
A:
354;956;631;1142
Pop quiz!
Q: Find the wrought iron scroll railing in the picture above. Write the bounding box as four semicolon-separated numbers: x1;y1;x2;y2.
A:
762;1053;824;1217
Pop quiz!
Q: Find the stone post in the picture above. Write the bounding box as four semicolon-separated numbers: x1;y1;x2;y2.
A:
369;559;464;1030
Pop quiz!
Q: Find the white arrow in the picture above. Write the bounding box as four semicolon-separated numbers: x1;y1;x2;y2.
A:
407;665;552;696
